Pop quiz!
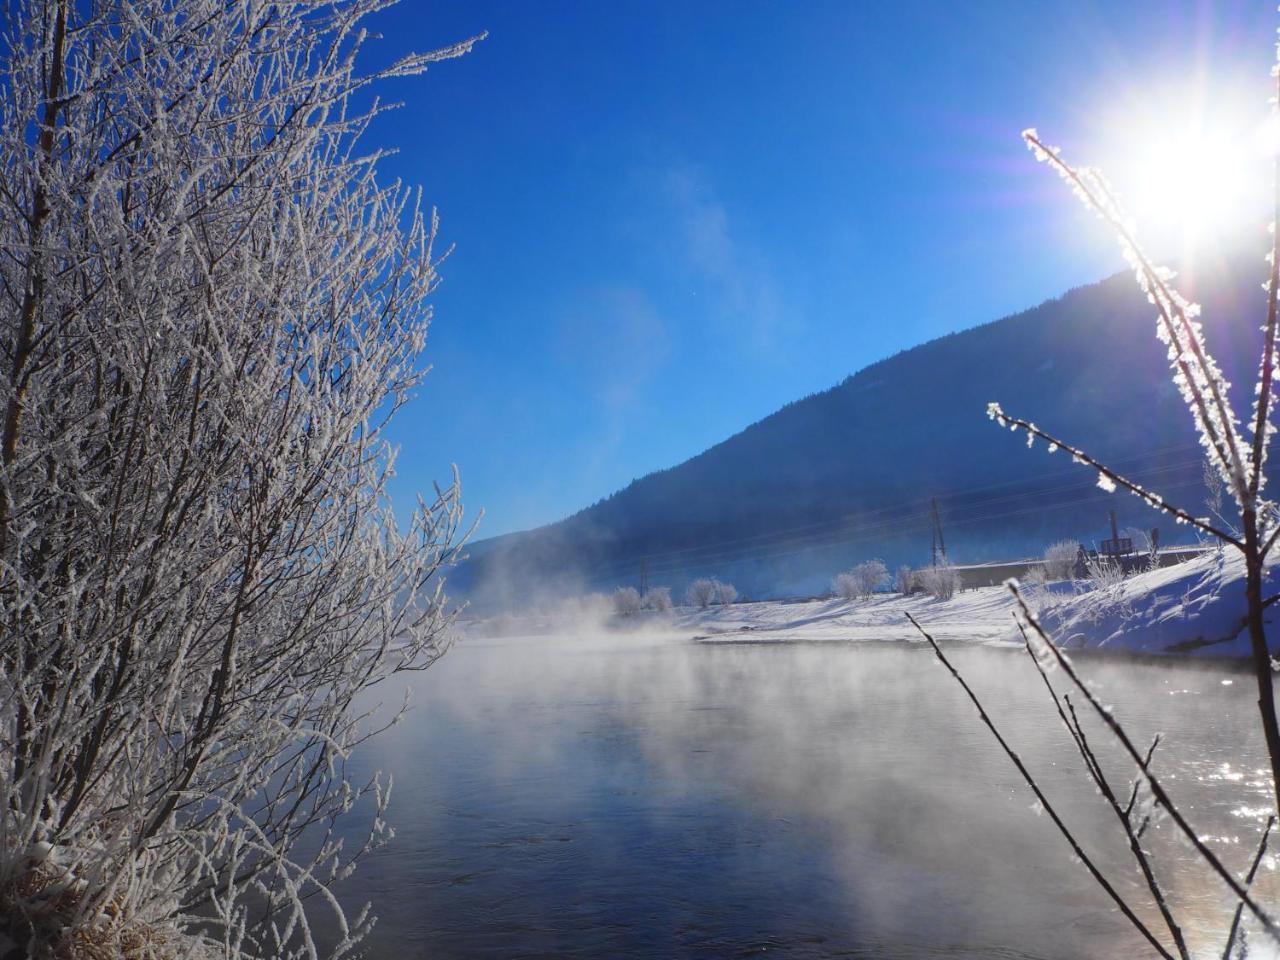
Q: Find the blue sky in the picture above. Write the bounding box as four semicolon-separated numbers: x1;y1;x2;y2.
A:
362;1;1276;538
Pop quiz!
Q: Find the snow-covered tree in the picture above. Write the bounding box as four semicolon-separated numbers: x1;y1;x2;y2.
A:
642;586;673;612
686;579;717;609
917;562;959;601
895;564;916;595
712;579;738;605
1041;540;1081;580
612;586;643;616
686;578;736;608
834;560;889;600
832;572;857;600
0;2;480;957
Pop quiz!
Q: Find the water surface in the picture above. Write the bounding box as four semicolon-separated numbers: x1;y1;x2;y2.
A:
334;634;1276;959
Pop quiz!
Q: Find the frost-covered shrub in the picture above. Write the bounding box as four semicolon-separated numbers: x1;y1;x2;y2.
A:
612;586;644;616
687;578;736;608
833;571;858;600
935;76;1280;957
1022;565;1049;587
1120;527;1161;571
0;5;479;958
918;562;960;601
1084;553;1126;588
1070;554;1137;625
834;560;890;600
1042;540;1081;580
713;579;739;605
686;578;717;609
642;586;674;612
896;565;916;595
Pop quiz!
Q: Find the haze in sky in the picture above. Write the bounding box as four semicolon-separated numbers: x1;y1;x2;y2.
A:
363;0;1276;538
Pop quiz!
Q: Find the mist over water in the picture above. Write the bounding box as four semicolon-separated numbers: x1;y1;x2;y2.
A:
331;632;1276;959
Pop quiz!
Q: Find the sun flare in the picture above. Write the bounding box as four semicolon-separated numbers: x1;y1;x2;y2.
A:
1098;85;1279;250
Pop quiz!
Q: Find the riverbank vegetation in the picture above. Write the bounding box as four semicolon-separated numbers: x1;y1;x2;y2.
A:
0;3;477;956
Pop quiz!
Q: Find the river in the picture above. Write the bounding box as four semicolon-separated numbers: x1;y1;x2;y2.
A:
330;632;1276;959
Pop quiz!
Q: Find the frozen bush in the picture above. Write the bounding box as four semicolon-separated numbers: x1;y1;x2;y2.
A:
896;565;916;595
918;562;960;601
713;579;739;605
612;586;643;617
833;571;859;600
687;577;737;608
1042;540;1081;580
1073;554;1136;625
0;4;482;956
1120;527;1160;570
642;586;674;612
1084;553;1126;590
1022;564;1049;587
834;560;890;600
686;578;717;609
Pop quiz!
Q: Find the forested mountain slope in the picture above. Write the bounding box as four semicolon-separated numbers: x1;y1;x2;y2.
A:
456;253;1268;605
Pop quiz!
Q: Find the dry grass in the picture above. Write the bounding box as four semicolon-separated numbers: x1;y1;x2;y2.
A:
2;864;185;960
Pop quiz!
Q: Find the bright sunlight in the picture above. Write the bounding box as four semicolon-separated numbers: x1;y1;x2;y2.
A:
1097;81;1279;251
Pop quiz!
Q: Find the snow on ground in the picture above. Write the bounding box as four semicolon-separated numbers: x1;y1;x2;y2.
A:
675;586;1019;645
1036;548;1278;657
679;550;1279;658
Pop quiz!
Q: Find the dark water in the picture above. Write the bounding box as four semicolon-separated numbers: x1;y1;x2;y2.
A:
331;634;1277;959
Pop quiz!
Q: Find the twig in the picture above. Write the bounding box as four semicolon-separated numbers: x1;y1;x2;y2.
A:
1016;620;1189;959
905;612;1176;959
986;407;1241;548
1010;588;1280;942
1123;736;1162;821
1222;816;1275;960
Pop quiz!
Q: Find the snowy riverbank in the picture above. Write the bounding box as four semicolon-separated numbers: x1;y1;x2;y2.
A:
461;550;1279;658
676;550;1277;658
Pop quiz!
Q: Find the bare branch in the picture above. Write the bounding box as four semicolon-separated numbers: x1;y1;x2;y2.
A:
1009;588;1280;942
1222;815;1275;960
986;405;1242;546
905;613;1177;960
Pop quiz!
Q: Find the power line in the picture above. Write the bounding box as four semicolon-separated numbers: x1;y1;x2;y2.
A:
583;477;1208;587
581;448;1210;583
583;439;1209;570
579;461;1210;587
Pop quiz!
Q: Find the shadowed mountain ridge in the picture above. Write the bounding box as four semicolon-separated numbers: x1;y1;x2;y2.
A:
455;252;1269;605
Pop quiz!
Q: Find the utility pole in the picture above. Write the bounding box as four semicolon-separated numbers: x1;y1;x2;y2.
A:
931;498;947;565
1109;509;1120;559
639;557;649;598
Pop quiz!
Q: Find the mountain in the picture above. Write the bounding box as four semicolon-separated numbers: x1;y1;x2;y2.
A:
453;252;1271;608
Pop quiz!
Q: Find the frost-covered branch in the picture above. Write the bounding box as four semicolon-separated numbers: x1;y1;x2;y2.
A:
985;404;1241;545
1010;589;1280;942
1016;620;1188;960
0;2;481;957
1223;815;1275;960
1021;131;1253;506
904;612;1178;959
1002;117;1280;814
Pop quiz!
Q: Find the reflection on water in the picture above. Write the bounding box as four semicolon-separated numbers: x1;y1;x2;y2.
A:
332;635;1276;959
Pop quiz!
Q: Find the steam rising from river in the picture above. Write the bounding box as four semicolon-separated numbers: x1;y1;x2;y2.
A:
340;624;1277;959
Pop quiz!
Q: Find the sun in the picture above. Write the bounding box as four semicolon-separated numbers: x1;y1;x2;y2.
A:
1130;134;1252;235
1094;82;1278;253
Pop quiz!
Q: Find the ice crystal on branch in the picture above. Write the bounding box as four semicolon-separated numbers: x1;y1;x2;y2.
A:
0;2;481;957
967;65;1280;957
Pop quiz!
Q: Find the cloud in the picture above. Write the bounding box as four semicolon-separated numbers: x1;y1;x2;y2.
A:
658;165;790;354
553;284;670;409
